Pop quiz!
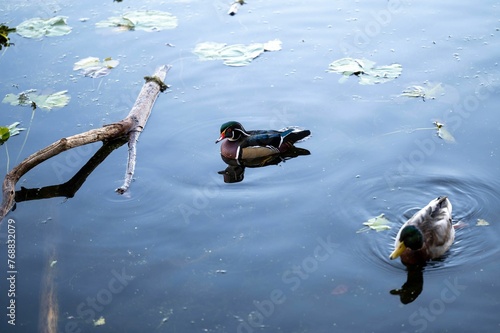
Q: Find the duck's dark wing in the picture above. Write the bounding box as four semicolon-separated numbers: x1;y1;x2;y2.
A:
242;129;311;149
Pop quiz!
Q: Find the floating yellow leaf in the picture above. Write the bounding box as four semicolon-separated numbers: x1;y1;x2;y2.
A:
476;219;490;226
433;121;456;143
356;214;391;233
93;316;105;326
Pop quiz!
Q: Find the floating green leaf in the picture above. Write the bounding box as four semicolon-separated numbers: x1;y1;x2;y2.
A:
327;58;402;85
433;121;456;143
16;16;71;39
476;219;490;226
0;127;9;145
3;90;70;110
73;56;120;78
0;122;24;145
401;82;444;101
193;39;282;67
0;24;16;50
96;10;178;32
356;214;391;233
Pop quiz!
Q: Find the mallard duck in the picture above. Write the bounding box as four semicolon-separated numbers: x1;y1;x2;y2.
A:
389;196;454;266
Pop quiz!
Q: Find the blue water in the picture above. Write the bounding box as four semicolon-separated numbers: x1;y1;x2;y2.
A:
1;0;500;332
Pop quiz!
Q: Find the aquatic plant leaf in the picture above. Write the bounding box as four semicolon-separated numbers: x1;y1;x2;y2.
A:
327;57;402;85
0;24;16;50
7;122;25;137
401;83;444;100
73;56;119;78
433;121;456;143
0;127;9;145
3;90;70;110
93;316;105;326
476;219;490;226
193;40;281;67
96;10;178;32
263;39;282;52
356;214;391;233
16;16;71;39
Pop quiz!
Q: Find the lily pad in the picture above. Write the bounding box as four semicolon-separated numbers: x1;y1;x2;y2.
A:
356;214;391;233
96;10;178;32
74;56;119;78
16;16;71;39
193;39;282;67
433;121;456;143
3;90;70;110
476;219;490;226
327;58;402;85
401;82;444;101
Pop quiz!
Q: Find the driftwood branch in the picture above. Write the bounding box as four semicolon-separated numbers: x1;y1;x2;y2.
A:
0;65;170;222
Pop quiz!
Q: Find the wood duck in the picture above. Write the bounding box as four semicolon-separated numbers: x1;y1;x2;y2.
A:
215;121;311;160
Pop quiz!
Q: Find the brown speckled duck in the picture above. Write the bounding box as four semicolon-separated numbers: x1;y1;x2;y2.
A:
390;196;455;266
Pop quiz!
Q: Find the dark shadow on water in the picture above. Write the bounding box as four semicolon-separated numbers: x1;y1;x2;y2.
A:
13;137;127;206
217;146;310;183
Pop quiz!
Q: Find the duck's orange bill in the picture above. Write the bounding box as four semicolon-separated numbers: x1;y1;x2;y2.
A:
389;241;406;260
215;131;226;143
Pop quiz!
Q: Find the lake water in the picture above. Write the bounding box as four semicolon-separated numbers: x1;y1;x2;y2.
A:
1;0;500;332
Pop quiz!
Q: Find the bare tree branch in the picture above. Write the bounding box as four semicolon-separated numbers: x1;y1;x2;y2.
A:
0;65;170;222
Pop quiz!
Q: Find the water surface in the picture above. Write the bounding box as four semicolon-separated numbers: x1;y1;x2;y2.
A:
1;1;499;332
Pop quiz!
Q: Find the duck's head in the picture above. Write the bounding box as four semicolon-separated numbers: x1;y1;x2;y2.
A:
389;225;424;260
215;121;247;143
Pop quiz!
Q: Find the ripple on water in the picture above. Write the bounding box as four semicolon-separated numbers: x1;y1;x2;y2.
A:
341;171;500;276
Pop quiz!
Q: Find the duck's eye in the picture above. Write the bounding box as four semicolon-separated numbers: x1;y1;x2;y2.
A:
226;128;232;136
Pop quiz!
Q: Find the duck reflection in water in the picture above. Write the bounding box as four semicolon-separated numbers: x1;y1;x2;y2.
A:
216;121;311;183
389;196;455;304
218;147;311;183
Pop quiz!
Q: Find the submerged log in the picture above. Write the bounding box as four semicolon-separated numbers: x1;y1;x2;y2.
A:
0;65;170;222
